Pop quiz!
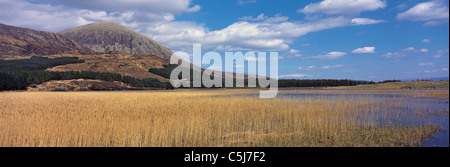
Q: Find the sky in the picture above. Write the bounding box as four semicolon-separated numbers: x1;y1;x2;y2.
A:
0;0;449;81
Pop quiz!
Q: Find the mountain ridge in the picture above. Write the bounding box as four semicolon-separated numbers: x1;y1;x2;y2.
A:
0;23;89;58
58;22;173;61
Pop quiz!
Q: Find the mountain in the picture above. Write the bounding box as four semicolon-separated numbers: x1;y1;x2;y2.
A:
0;23;88;59
58;22;173;61
1;22;256;91
1;22;170;82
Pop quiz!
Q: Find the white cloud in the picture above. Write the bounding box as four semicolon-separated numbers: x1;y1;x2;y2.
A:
404;47;418;52
352;47;376;54
279;74;313;78
418;62;435;66
0;0;199;32
420;48;429;53
264;14;290;23
148;16;354;52
31;0;200;14
312;52;346;60
237;0;257;5
424;70;439;73
306;66;317;70
0;0;392;53
300;65;345;71
298;0;387;16
280;49;303;59
239;14;267;21
239;13;289;23
322;64;345;70
433;55;442;58
351;18;386;25
397;0;449;26
381;52;404;58
290;49;300;54
432;49;449;58
381;47;422;59
443;68;449;71
423;39;431;43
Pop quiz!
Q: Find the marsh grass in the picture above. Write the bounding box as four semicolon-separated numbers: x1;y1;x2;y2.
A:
0;90;445;147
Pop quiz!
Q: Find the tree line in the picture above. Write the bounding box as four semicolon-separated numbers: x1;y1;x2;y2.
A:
149;65;377;88
278;79;375;88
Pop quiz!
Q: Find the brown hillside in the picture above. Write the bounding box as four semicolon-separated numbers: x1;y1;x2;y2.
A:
46;52;169;82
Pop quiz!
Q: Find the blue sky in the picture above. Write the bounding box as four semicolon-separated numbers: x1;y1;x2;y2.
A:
0;0;449;81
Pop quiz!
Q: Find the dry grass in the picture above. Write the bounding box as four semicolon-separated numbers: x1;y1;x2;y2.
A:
0;90;444;147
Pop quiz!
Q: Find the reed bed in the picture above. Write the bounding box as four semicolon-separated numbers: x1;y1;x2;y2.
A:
0;90;445;147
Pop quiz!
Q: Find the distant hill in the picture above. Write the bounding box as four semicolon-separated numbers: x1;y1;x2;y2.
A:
58;22;173;61
401;77;449;82
0;23;89;59
329;80;449;90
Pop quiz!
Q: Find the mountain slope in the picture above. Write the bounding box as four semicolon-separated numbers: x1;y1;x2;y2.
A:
45;52;169;82
58;22;173;61
0;23;88;58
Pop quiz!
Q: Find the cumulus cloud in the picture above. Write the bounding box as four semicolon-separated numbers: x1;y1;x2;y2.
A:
298;0;387;16
290;49;301;54
420;48;430;53
237;0;257;5
424;70;439;73
418;62;435;66
31;0;200;14
381;47;430;59
312;52;346;60
351;18;385;25
0;0;198;32
322;64;345;70
403;47;419;52
299;65;345;71
423;39;431;43
397;0;449;26
279;49;303;59
306;66;317;70
432;49;449;58
279;74;313;78
239;13;289;23
239;14;267;21
352;47;376;54
148;16;354;52
0;0;391;53
381;52;404;58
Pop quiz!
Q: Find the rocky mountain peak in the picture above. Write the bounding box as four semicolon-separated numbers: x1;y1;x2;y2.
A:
58;22;173;60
